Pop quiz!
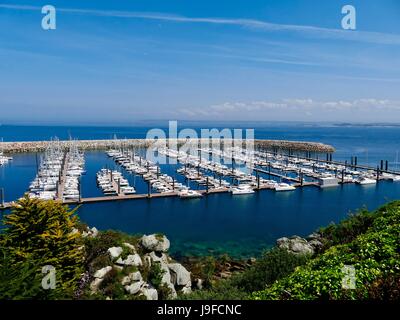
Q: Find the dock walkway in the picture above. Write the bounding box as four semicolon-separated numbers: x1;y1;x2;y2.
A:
57;153;69;200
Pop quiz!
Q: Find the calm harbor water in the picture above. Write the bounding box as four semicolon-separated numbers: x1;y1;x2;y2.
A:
1;123;400;258
1;123;400;165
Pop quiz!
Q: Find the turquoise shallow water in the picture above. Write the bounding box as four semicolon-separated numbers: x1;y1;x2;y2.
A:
1;124;400;258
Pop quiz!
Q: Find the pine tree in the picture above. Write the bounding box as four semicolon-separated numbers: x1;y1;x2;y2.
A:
1;195;84;299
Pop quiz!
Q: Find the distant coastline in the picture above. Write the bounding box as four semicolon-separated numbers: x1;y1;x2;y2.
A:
334;122;400;127
2;121;400;128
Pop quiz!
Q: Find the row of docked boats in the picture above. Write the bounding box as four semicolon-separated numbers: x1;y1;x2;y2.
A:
96;168;136;196
62;146;85;201
28;142;85;200
176;167;230;190
106;149;203;198
205;146;400;187
254;149;400;185
160;148;297;194
28;143;64;200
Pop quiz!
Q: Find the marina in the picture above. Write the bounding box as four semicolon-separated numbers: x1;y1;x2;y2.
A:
1;126;400;257
1;137;400;209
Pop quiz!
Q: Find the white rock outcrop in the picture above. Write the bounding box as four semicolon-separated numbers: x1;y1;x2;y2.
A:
122;242;136;252
168;263;191;287
82;226;98;238
141;286;158;300
90;278;103;293
125;281;144;295
116;254;142;267
88;232;191;300
94;266;112;279
141;234;170;252
107;246;123;259
276;236;314;255
121;271;143;286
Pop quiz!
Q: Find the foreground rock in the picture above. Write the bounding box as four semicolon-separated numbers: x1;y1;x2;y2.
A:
168;263;191;287
276;236;320;255
88;233;191;300
90;266;112;293
141;234;170;252
108;246;123;259
82;226;98;238
116;254;142;267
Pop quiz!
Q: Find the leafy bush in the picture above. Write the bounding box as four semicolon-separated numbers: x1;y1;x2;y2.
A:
181;248;308;300
230;248;309;292
319;207;375;248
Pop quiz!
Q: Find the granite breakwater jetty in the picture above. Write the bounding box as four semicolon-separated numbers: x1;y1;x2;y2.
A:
0;139;335;154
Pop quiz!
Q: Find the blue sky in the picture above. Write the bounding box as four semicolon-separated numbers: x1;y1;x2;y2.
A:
1;0;400;124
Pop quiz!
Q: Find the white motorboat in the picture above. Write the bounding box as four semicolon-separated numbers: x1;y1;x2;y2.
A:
274;183;296;191
356;177;376;185
230;184;255;195
178;189;203;199
121;186;136;195
392;175;400;182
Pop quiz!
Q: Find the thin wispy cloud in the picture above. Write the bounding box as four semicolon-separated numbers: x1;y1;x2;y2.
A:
2;4;400;45
178;98;400;120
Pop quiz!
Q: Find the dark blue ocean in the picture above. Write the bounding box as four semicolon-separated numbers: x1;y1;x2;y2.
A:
1;123;400;258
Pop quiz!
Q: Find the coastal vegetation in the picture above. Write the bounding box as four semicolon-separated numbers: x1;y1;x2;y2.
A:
180;248;309;300
182;201;400;300
1;197;399;300
252;201;400;300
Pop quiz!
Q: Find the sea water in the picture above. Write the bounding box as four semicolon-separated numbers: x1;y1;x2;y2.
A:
1;123;400;258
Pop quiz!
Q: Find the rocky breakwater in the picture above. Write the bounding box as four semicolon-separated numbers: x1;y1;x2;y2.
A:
87;232;191;300
1;138;335;154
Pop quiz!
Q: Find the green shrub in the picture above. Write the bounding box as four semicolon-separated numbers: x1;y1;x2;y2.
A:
148;262;164;289
181;248;308;300
158;283;173;300
0;247;44;300
230;248;309;292
99;268;126;299
319;207;375;248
